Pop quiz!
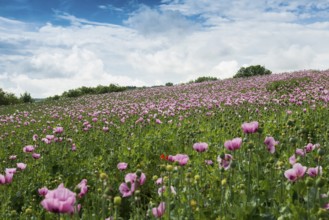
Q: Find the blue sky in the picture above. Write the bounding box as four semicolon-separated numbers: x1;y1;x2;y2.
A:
1;0;329;98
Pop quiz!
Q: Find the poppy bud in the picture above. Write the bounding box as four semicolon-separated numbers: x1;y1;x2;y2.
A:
114;196;122;205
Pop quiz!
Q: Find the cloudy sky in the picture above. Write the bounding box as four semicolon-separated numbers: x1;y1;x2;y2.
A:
1;0;329;98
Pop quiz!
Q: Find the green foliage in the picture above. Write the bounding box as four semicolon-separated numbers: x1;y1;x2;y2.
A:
59;84;129;99
165;82;174;86
192;76;218;83
266;77;311;94
0;88;20;105
20;92;33;103
234;65;271;78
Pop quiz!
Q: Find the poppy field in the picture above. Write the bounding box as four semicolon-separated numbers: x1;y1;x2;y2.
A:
1;70;329;219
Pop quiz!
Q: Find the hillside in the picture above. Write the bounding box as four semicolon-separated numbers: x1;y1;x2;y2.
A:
1;69;329;219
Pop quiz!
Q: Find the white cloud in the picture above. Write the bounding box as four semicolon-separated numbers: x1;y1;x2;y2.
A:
210;61;239;79
1;1;329;98
124;5;200;37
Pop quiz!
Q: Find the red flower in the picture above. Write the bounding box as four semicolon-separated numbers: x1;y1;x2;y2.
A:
160;154;169;160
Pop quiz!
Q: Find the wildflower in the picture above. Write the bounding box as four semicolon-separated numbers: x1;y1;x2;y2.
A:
284;163;307;182
289;154;296;165
307;166;322;177
224;138;242;151
241;121;258;134
32;153;41;159
38;187;48;196
41;183;76;214
117;162;128;171
46;135;55;140
77;179;88;198
32;134;38;141
264;136;279;154
295;148;305;156
53;127;64;134
193;142;208;152
102;127;109;132
217;154;233;170
152;202;165;218
0;175;5;184
9;155;17;160
205;160;213;165
155;177;163;185
119;182;134;197
171;154;189;166
17;163;27;170
155;119;162;124
304;143;315;153
23;145;35;153
119;172;146;197
160;154;169;160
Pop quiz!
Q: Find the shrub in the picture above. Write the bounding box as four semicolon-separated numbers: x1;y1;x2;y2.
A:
234;65;271;78
0;88;20;105
193;76;218;83
20;92;33;103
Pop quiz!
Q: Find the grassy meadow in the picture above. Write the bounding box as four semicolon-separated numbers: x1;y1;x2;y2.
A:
1;70;329;219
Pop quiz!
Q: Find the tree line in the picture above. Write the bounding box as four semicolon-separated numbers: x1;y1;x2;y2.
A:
0;89;33;106
1;65;272;105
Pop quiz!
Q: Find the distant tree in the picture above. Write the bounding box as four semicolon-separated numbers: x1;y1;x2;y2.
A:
0;88;20;105
233;65;271;78
20;92;33;103
194;76;218;83
108;84;125;93
95;85;110;94
62;89;82;98
165;82;174;86
78;86;95;95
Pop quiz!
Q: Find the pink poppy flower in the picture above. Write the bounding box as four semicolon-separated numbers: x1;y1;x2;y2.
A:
32;153;41;159
224;138;242;151
119;182;134;197
0;174;5;184
152;202;165;218
38;187;49;196
41;183;76;214
53;127;64;134
217;154;233;170
77;179;88;198
155;178;163;185
9;155;17;160
264;136;279;154
193;142;208;152
17;163;27;170
241;121;259;134
295;148;305;156
284;163;307;182
6;168;16;175
102;127;109;132
289;154;296;165
117;162;128;171
155;119;162;124
124;173;146;186
304;143;315;153
205;160;213;165
46;135;55;140
307;166;322;177
42;138;51;144
23;145;35;153
172;154;189;166
33;134;38;141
